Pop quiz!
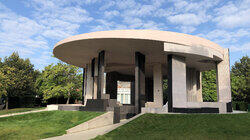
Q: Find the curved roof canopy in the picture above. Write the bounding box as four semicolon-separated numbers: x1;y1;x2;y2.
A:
53;30;224;71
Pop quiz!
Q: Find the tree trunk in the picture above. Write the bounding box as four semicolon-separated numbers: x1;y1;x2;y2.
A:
66;92;70;104
5;96;9;110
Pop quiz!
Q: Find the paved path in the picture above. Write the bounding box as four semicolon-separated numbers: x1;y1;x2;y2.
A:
44;113;144;140
0;109;48;118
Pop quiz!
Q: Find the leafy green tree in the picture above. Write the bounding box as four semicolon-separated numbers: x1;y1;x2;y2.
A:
202;70;217;102
0;52;39;109
0;66;15;109
36;63;82;104
231;56;249;103
231;74;247;102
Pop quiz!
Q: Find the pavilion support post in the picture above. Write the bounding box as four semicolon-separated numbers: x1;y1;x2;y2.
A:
131;81;135;105
85;63;93;105
97;50;105;99
135;52;145;114
92;58;98;99
106;72;118;99
82;68;85;105
216;49;232;112
196;71;203;102
168;55;187;112
153;63;163;107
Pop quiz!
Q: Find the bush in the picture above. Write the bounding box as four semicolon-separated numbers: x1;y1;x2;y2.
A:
233;102;248;111
232;102;237;110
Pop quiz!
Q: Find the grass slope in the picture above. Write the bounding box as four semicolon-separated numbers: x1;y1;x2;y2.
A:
0;107;46;115
0;111;103;140
95;113;250;140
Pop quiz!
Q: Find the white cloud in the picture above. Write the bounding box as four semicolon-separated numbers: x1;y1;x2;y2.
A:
198;29;250;44
0;0;94;69
213;0;250;28
91;0;167;32
230;42;250;52
168;13;207;26
165;0;218;32
197;28;250;54
104;10;120;19
116;0;138;10
179;26;196;33
0;3;48;55
99;1;115;11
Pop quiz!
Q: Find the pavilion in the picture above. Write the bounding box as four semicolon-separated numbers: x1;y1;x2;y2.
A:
53;30;232;116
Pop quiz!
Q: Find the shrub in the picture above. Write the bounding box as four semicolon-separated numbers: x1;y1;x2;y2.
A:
233;102;248;111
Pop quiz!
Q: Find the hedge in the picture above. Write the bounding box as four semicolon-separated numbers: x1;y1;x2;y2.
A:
232;102;248;111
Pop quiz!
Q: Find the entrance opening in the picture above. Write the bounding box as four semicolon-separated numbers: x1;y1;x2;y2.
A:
117;81;131;104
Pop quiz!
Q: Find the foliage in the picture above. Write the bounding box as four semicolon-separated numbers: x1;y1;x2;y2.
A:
231;56;249;103
0;111;103;140
36;63;82;103
1;52;39;96
0;52;39;109
202;70;217;102
231;74;247;102
163;79;168;104
232;102;248;111
0;66;15;98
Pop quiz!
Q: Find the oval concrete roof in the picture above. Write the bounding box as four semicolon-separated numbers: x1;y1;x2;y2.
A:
53;30;225;68
54;30;224;53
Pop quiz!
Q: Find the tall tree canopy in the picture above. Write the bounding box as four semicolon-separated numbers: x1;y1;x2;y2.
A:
231;56;249;103
0;52;39;109
36;63;82;104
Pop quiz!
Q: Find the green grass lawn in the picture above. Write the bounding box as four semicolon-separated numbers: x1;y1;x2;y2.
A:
0;111;103;140
0;107;46;116
95;113;250;140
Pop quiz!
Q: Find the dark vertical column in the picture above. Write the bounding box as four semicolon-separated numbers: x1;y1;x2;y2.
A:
106;72;118;99
91;59;95;99
131;81;135;105
82;68;85;105
145;78;153;102
167;55;173;112
97;50;105;99
135;52;145;114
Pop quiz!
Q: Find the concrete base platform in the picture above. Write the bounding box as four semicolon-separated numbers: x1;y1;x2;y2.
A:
47;104;84;111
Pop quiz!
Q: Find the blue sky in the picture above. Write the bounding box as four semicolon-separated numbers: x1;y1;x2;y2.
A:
0;0;249;70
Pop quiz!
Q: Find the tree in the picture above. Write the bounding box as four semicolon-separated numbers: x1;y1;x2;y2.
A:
36;63;82;104
231;74;247;102
0;66;15;109
231;56;249;103
202;70;217;102
0;52;39;109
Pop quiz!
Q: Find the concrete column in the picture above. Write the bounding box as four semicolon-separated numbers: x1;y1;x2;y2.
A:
153;63;163;107
186;68;197;102
131;81;135;105
186;68;203;102
82;68;85;105
92;58;98;99
168;55;187;112
135;52;145;114
216;49;231;103
85;63;93;104
106;72;118;99
97;50;105;99
196;71;203;102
